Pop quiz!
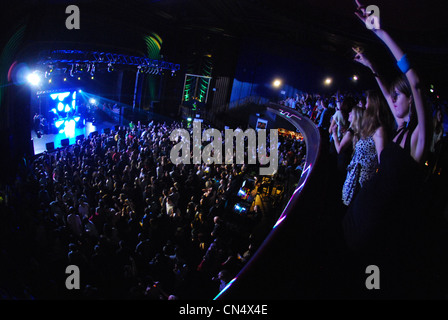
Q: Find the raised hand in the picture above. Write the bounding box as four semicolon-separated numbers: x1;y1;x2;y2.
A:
354;0;367;22
352;47;373;70
354;0;380;31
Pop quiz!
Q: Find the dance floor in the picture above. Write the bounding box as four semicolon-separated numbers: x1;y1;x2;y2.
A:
31;120;117;155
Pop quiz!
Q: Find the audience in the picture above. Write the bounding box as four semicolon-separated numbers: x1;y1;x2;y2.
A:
331;102;363;204
0;119;305;299
340;90;393;206
1;80;447;299
341;1;448;298
2;2;448;298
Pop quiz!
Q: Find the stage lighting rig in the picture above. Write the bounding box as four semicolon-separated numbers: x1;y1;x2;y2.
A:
44;65;54;78
90;63;95;76
35;50;181;77
70;64;75;77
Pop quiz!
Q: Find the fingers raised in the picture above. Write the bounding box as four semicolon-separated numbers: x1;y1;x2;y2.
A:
354;10;366;22
354;0;363;8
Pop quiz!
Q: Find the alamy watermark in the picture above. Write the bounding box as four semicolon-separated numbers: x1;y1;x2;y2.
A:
65;265;80;290
365;265;380;290
169;121;279;176
365;5;380;30
65;5;80;30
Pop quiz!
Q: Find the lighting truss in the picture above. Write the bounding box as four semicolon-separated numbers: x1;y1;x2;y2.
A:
36;49;180;74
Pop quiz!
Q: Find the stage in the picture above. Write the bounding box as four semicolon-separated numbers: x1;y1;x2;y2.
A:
31;120;117;155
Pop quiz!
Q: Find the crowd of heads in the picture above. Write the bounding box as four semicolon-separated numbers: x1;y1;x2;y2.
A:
281;75;448;209
1;118;305;299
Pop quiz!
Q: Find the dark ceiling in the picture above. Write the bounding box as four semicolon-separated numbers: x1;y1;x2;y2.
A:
2;0;448;88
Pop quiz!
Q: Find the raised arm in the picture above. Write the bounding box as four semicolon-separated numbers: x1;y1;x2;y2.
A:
373;30;426;161
354;1;427;163
353;48;398;122
331;125;353;154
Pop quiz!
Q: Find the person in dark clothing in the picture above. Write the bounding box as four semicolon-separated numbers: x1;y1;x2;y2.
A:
342;1;439;299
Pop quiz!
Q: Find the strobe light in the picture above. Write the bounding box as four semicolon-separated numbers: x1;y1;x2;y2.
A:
26;71;41;86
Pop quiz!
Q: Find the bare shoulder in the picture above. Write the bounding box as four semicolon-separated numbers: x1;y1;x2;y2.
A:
373;126;386;138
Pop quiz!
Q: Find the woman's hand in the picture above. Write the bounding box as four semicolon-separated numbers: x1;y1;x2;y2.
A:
354;0;368;25
354;0;380;31
353;47;373;70
330;122;338;136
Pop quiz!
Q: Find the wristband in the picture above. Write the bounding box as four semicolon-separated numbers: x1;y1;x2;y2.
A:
397;54;411;74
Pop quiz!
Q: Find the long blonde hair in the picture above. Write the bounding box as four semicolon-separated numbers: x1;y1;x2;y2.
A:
361;90;394;139
350;106;365;146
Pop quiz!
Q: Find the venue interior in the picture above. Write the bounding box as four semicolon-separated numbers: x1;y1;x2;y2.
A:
1;0;448;305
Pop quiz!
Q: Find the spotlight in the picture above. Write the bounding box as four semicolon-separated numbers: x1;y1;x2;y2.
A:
89;98;96;104
352;75;358;81
26;72;41;86
272;79;282;88
324;77;332;86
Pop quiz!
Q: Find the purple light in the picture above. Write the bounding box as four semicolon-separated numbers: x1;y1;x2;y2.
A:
213;277;238;300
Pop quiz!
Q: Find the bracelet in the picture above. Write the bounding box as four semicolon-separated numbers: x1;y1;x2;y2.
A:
397;54;411;74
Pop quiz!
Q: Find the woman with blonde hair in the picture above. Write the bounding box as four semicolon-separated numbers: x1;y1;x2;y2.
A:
340;90;391;206
331;102;365;155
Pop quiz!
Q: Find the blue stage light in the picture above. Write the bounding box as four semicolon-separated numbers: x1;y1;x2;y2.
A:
57;102;64;112
26;72;41;86
58;92;70;101
55;120;64;128
65;119;76;138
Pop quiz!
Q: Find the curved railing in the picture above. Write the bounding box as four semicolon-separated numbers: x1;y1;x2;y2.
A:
214;102;323;300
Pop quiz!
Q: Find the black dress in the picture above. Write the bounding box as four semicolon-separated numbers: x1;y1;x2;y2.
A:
342;126;433;297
